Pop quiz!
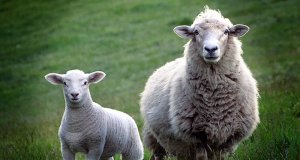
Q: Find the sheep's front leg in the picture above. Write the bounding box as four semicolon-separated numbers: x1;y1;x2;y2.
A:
61;143;75;160
195;143;207;160
220;132;243;156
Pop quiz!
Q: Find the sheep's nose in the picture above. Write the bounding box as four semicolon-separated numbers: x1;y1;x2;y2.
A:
204;46;218;53
71;93;79;98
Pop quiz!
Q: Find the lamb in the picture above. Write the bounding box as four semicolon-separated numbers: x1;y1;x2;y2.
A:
45;69;143;160
140;7;259;160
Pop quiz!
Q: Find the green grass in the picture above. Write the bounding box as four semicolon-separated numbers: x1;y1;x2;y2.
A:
0;0;299;159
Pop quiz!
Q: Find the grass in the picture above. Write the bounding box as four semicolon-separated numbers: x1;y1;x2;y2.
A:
0;0;299;159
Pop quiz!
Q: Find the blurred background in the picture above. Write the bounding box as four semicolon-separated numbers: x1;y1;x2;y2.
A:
0;0;299;159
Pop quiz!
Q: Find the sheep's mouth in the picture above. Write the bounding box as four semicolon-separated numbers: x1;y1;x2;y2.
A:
71;98;79;101
204;56;219;60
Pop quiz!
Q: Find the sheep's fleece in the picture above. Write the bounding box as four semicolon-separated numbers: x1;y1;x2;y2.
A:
140;7;259;160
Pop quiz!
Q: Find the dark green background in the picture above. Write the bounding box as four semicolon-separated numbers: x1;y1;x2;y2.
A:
0;0;299;159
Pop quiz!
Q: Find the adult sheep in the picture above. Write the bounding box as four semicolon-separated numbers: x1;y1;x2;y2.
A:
140;7;259;160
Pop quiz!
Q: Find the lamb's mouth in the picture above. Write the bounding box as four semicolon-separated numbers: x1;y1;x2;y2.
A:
71;98;79;101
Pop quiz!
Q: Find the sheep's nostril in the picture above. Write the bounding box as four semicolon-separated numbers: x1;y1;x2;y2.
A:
204;46;218;53
71;93;79;98
211;46;218;52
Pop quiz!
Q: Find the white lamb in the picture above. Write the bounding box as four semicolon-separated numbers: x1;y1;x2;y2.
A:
45;69;143;160
141;7;259;160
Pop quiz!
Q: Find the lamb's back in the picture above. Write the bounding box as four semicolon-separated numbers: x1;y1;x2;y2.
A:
100;107;138;157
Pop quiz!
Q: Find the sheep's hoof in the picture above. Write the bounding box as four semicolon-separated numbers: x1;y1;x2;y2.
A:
196;153;208;160
196;143;208;160
150;155;164;160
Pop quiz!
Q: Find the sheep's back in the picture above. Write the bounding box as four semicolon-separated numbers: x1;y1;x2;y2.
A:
141;58;185;136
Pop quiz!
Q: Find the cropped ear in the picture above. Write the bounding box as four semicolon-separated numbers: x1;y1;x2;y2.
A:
228;24;249;37
45;73;64;85
88;71;106;84
173;25;194;39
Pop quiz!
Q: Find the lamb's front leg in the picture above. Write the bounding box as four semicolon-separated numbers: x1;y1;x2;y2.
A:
87;148;103;160
87;142;105;160
61;143;75;160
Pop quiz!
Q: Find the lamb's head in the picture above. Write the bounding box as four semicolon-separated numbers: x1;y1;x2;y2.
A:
174;7;249;64
45;69;105;106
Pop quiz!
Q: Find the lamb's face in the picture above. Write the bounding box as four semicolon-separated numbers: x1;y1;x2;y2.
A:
45;70;106;107
62;71;89;104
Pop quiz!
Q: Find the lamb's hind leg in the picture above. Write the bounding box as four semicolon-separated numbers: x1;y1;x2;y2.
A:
143;127;166;160
121;139;144;160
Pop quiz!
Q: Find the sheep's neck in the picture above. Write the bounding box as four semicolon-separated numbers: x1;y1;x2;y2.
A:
63;96;100;132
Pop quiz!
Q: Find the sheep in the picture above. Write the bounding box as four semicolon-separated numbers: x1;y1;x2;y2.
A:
140;6;259;160
45;69;143;160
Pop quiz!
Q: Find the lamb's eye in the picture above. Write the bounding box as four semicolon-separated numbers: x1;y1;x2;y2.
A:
194;30;199;35
63;82;67;86
84;81;87;85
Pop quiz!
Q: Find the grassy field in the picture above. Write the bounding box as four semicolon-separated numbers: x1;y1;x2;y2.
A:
0;0;299;159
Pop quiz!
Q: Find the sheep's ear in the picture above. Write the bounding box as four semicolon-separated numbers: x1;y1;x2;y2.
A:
88;71;106;84
228;24;249;37
173;25;194;39
45;73;64;85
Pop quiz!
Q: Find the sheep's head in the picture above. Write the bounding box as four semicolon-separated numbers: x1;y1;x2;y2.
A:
174;7;249;64
45;70;105;106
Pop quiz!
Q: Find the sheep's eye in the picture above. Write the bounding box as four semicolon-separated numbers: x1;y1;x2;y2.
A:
224;29;229;35
84;81;87;85
63;82;67;86
194;30;199;35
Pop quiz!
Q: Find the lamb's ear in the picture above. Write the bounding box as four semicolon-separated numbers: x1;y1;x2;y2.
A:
88;71;106;84
228;24;249;37
45;73;64;85
173;25;194;39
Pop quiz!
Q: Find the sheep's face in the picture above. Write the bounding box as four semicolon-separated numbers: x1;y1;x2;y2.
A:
174;21;249;64
45;70;106;107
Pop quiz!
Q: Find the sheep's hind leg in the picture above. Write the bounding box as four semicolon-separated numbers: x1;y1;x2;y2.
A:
150;143;167;160
143;128;166;160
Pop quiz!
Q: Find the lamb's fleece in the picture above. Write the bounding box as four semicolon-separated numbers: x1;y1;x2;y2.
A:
45;70;143;160
60;102;143;160
140;7;259;160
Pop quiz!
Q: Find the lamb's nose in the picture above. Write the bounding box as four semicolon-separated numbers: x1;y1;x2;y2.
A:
204;46;218;53
71;93;79;98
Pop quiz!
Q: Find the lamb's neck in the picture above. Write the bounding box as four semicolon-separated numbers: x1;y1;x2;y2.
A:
63;96;101;132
